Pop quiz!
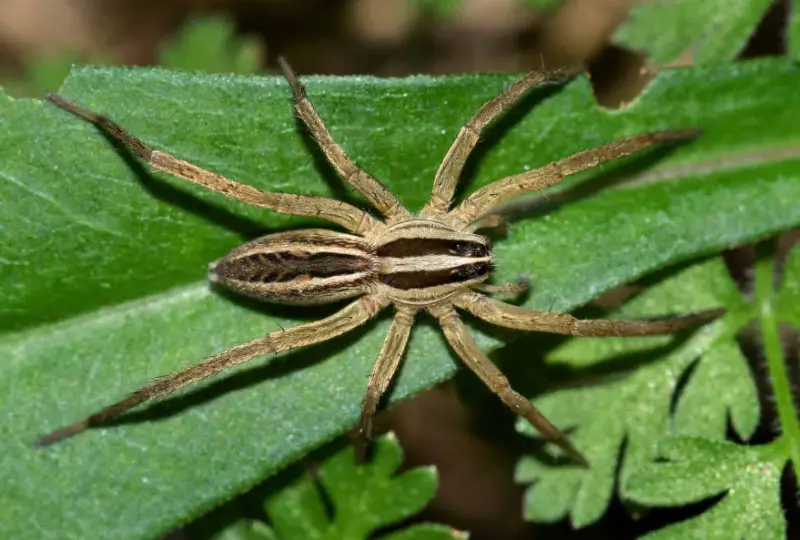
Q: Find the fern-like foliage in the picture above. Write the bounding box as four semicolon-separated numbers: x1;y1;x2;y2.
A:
205;435;463;540
514;253;798;536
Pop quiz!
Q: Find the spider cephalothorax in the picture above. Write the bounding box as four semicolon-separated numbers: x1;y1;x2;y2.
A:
39;59;721;466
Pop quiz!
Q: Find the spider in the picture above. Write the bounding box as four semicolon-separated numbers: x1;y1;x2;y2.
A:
38;59;720;466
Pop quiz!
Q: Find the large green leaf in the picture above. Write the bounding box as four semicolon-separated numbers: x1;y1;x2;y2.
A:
2;58;800;539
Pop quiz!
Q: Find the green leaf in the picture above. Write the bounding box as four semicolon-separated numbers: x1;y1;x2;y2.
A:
515;258;756;526
259;434;459;540
672;339;759;441
159;17;264;74
624;437;786;540
614;0;774;65
3;59;800;539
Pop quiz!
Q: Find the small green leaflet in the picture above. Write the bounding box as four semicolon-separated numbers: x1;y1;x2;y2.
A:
208;434;464;540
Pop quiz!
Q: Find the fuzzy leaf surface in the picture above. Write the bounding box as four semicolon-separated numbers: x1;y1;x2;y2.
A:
624;437;786;540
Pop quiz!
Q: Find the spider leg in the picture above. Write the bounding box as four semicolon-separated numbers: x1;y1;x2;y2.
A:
277;58;408;221
449;129;699;226
472;275;530;298
430;304;588;467
46;93;378;235
37;295;388;446
465;213;507;233
424;69;577;216
454;291;724;337
356;307;416;461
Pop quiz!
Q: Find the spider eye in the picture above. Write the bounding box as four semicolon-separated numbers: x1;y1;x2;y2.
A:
454;242;488;257
452;261;492;279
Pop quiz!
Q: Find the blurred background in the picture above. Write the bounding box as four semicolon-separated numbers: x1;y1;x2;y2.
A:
0;0;731;105
1;1;790;539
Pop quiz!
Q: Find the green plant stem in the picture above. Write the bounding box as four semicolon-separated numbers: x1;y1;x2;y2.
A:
755;249;800;473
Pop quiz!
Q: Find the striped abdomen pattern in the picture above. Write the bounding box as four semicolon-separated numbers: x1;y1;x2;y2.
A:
210;228;493;305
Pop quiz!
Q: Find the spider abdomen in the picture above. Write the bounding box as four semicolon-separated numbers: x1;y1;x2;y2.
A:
209;229;376;305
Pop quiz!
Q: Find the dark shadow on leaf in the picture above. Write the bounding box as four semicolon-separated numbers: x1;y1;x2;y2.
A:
95;123;362;242
516;437;579;470
535;490;641;539
102;310;390;427
668;354;701;417
97;131;270;240
457;302;703;404
184;436;348;539
418;300;703;477
505;342;687;415
735;320;779;445
635;490;727;537
210;282;347;322
635;256;715;289
781;460;800;539
210;285;450;423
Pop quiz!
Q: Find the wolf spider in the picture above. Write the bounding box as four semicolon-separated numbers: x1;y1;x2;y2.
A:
39;59;719;466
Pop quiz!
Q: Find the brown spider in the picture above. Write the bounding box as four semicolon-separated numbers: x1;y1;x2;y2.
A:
38;59;721;466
